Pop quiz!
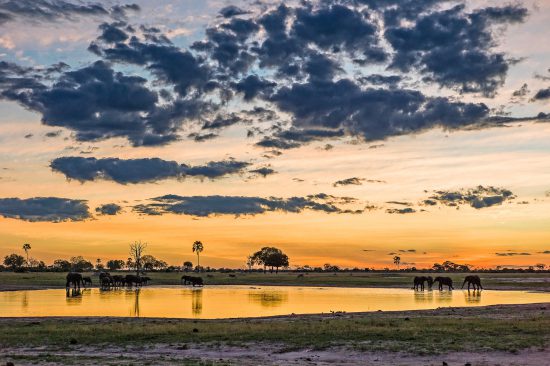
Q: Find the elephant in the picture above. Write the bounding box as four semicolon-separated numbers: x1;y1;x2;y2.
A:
125;274;142;287
82;276;92;287
181;275;204;287
112;275;125;287
462;275;483;290
433;276;454;290
99;272;114;288
66;272;82;290
412;276;433;290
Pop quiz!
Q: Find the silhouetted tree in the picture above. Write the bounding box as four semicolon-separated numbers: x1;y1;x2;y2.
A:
393;256;401;270
129;241;147;276
536;263;546;271
70;256;93;272
53;259;71;271
250;247;289;273
183;261;193;272
95;258;104;270
142;255;168;271
22;243;31;267
192;241;204;271
4;254;25;270
106;259;125;271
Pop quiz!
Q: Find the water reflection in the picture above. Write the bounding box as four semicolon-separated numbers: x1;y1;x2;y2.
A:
65;288;83;305
436;290;453;303
248;290;289;307
1;286;549;318
413;290;434;303
464;289;482;303
192;289;203;315
133;289;141;317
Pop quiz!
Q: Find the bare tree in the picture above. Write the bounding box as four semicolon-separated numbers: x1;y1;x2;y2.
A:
129;241;147;276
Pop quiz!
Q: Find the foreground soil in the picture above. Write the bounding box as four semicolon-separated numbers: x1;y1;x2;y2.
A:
1;303;549;365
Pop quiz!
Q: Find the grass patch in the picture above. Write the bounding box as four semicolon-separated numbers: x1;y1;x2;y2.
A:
1;313;548;354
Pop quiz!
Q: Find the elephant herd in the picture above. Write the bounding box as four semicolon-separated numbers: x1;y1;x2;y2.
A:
65;272;152;290
65;272;206;290
412;275;483;291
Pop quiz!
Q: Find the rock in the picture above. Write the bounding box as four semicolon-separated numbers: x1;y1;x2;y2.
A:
192;328;199;333
69;338;78;345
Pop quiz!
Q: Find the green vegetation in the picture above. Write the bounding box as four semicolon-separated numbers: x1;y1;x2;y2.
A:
1;306;548;353
1;271;550;291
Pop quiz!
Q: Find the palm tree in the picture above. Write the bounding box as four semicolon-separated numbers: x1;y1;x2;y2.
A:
192;241;204;271
22;243;31;267
393;256;401;270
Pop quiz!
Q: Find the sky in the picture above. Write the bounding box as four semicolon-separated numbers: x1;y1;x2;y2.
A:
0;0;550;270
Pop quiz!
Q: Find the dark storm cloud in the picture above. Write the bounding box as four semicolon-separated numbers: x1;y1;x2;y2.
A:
50;157;250;184
428;186;515;209
133;193;358;217
495;252;531;257
95;203;122;215
533;88;550;101
385;4;527;96
0;0;139;25
0;197;90;222
0;0;531;148
0;60;211;146
269;80;490;142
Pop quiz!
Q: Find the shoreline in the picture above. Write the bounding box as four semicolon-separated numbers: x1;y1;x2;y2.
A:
2;282;550;292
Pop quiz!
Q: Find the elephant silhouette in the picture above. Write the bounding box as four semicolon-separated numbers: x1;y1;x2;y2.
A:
65;272;83;290
462;275;483;290
433;276;453;290
412;276;433;290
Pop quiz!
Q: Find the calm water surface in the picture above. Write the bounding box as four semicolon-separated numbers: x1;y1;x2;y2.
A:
1;286;548;318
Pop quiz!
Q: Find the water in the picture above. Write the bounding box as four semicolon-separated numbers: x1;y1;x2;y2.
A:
1;286;548;319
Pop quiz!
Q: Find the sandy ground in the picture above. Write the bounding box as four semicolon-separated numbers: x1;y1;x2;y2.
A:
3;344;550;366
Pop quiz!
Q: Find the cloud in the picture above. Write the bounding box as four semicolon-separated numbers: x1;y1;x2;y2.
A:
386;201;413;206
0;197;90;222
0;0;531;149
249;167;277;177
428;186;515;209
399;249;416;253
495;252;531;256
385;4;527;96
218;5;250;18
386;208;416;214
333;177;364;187
133;193;361;217
538;251;550;255
533;88;550;101
95;203;122;216
50;157;250;184
0;0;138;26
256;128;344;149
